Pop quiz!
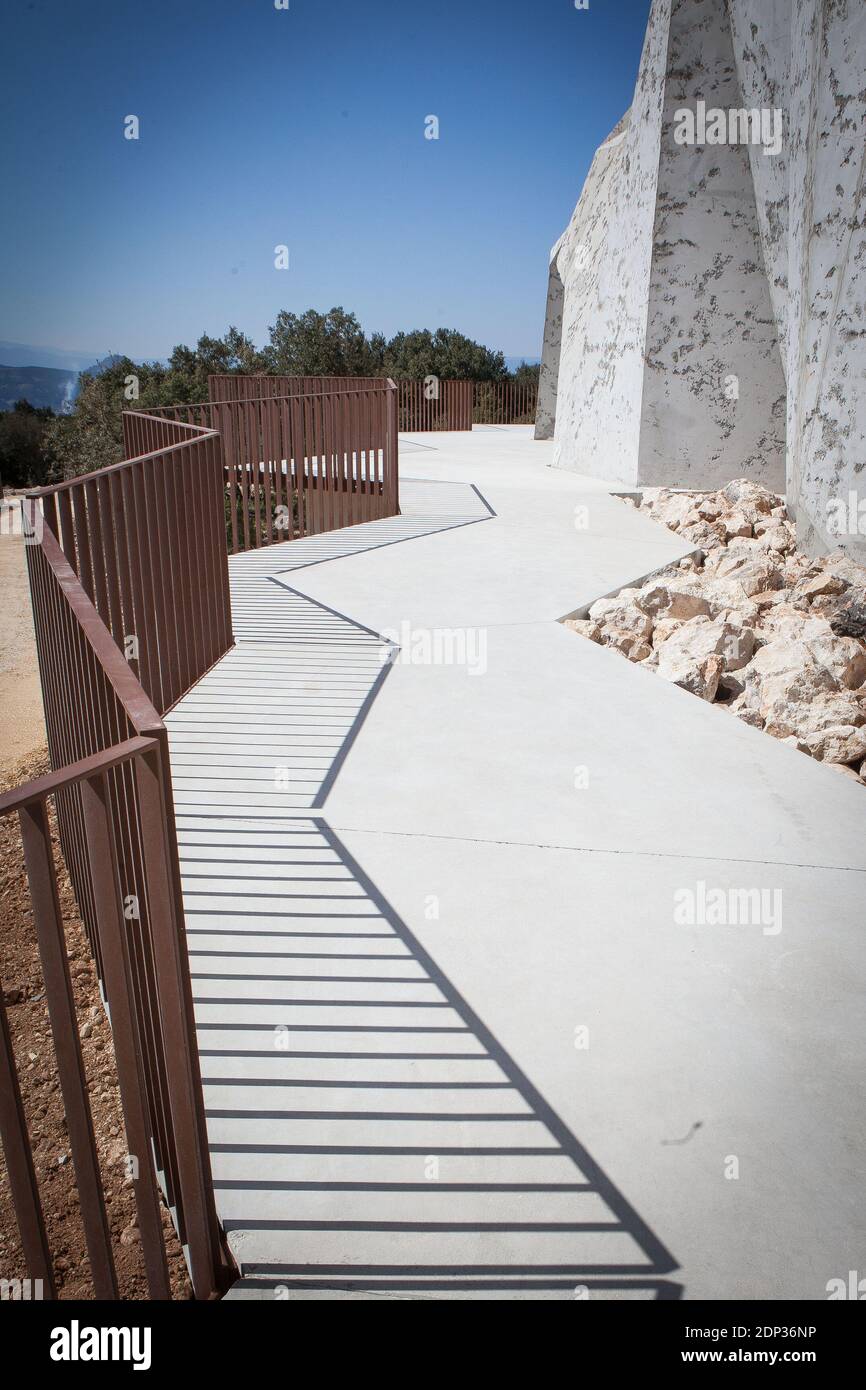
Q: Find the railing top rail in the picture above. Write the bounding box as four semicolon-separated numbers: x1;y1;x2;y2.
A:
217;378;398;398
26;506;165;736
27;413;218;497
203;378;398;402
208;373;393;384
121;410;217;434
0;736;158;818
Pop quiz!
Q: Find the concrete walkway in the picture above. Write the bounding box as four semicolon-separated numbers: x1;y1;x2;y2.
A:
167;427;866;1300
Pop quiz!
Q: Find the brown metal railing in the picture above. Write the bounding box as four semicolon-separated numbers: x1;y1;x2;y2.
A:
208;373;385;401
1;376;403;1298
473;381;538;426
395;379;538;430
0;507;227;1298
28;415;233;716
210;373;538;434
397;379;473;432
145;378;399;556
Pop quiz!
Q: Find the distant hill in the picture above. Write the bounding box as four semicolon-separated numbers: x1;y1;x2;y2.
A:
0;364;77;413
0;339;102;371
0;354;125;414
83;354;125;377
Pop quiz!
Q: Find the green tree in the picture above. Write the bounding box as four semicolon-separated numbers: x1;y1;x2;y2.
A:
33;314;519;483
162;327;271;402
40;328;274;481
0;401;55;489
43;355;181;480
267;307;381;377
382;328;506;382
510;360;540;386
42;371;127;480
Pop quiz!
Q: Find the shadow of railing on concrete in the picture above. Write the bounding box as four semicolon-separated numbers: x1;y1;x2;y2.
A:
184;819;680;1299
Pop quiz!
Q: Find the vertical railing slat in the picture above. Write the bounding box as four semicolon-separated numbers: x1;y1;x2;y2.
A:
133;742;225;1299
0;979;57;1298
18;799;119;1301
80;772;172;1300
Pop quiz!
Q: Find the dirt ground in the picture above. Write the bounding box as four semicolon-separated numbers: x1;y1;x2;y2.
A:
0;517;192;1298
0;751;192;1299
0;521;46;771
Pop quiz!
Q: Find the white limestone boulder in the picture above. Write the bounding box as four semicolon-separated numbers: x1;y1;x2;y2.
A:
604;628;653;663
654;619;733;700
711;551;784;596
588;588;653;641
721;479;778;514
563;618;603;643
763;694;866;764
636;577;712;620
645;491;702;533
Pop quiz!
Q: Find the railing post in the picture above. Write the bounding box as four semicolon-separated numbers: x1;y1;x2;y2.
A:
80;770;172;1300
18;799;119;1300
133;738;226;1299
0;978;57;1298
386;380;399;516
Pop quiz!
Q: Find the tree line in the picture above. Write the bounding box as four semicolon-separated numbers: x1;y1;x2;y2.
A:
0;309;539;489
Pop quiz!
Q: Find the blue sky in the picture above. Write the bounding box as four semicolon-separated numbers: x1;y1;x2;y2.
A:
1;0;652;366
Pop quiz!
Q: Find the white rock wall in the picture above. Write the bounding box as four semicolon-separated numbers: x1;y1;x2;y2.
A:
639;0;786;490
535;249;564;441
541;0;866;562
548;0;672;483
728;0;791;360
786;0;866;564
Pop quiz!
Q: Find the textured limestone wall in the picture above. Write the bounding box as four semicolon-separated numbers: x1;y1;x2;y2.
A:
639;0;786;489
786;0;866;564
550;115;646;483
728;0;791;357
546;0;672;483
535;249;564;440
542;0;866;561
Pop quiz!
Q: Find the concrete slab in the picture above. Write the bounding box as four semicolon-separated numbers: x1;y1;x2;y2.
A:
167;429;866;1301
335;829;865;1302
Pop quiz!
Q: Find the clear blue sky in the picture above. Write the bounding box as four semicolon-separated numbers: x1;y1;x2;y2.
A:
1;0;652;365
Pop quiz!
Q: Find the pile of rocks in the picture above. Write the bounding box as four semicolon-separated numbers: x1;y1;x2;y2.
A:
566;479;866;785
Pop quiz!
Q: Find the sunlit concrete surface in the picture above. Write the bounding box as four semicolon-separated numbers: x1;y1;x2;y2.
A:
168;426;866;1300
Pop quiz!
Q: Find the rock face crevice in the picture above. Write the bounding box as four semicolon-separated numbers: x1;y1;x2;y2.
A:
539;0;866;564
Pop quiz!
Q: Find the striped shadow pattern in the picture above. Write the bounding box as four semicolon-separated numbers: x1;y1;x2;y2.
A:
185;819;678;1298
167;478;491;812
166;476;679;1297
224;477;494;589
166;625;390;814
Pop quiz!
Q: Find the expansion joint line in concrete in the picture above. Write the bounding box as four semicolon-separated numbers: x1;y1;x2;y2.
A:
324;825;866;878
